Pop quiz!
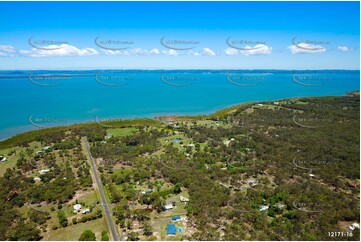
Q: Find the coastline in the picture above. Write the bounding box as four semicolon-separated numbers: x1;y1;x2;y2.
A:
1;91;358;147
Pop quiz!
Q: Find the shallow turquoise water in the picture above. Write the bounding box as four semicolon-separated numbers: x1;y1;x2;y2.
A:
0;70;359;140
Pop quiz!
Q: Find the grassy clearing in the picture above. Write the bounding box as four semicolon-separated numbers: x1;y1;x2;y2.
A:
106;127;138;137
43;218;108;241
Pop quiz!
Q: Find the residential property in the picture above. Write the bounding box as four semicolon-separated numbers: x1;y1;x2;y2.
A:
142;189;154;195
248;179;258;187
39;169;50;175
172;216;182;221
259;205;269;212
74;204;82;213
105;134;113;139
82;208;90;214
164;203;173;210
0;156;6;162
348;223;360;231
166;224;176;236
180;196;189;202
43;146;51;151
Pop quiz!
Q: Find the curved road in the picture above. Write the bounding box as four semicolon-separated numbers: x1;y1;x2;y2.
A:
82;137;119;241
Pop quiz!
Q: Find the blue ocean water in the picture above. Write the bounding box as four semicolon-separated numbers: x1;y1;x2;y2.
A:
0;70;359;140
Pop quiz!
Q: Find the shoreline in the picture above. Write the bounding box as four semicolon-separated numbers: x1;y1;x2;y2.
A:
0;91;358;146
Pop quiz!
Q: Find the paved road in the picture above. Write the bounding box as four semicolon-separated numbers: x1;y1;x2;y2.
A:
83;137;119;241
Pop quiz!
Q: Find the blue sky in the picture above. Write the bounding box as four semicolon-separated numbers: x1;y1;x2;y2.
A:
0;1;359;70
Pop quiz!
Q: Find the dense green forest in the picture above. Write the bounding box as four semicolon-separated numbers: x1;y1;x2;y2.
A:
0;94;359;241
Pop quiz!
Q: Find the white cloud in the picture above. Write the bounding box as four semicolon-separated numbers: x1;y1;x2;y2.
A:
288;43;326;54
225;44;272;56
188;48;216;56
0;45;17;57
225;48;239;56
20;44;98;57
202;48;216;56
149;48;161;55
0;45;16;53
162;49;178;56
103;48;178;56
337;46;351;52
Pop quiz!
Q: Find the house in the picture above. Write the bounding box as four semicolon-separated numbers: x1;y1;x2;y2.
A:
105;134;113;139
82;208;90;214
348;223;360;231
309;174;316;178
0;156;6;162
74;204;82;213
39;169;50;175
164;203;173;210
172;216;182;221
180;196;189;202
248;179;258;187
36;150;43;155
33;177;41;182
43;146;51;151
276;204;286;210
223;140;231;146
259;205;269;212
142;189;154;195
166;224;176;236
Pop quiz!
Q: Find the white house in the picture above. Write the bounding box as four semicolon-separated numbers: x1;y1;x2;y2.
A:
259;205;269;212
348;223;360;231
82;208;90;214
0;156;6;162
164;203;173;210
74;204;82;213
43;146;51;151
39;169;50;175
180;196;189;202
